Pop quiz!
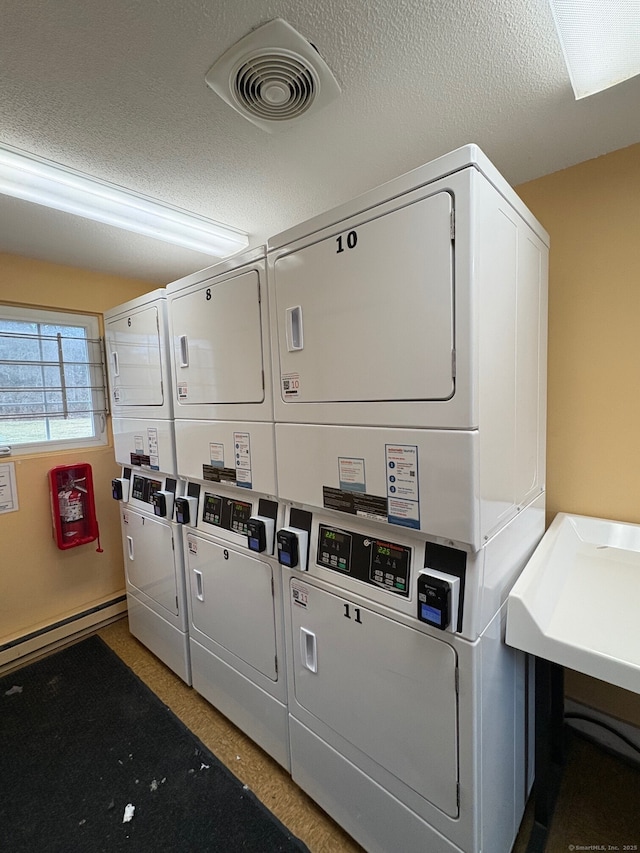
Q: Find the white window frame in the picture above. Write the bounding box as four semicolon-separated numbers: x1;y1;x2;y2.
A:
0;304;108;456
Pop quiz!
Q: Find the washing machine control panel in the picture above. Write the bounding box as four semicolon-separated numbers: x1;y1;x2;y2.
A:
317;524;410;596
130;474;171;504
202;492;253;536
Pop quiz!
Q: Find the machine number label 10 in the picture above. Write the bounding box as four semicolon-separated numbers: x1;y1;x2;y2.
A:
336;230;358;253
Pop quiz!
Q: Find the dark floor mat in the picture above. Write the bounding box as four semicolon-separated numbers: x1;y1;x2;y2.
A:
0;636;308;853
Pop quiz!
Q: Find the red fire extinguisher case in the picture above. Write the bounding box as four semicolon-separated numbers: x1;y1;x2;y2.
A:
48;463;99;550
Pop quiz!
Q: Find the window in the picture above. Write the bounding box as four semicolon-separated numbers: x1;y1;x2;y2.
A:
0;305;107;454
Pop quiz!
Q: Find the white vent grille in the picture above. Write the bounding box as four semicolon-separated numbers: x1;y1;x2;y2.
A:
205;19;340;132
234;51;318;121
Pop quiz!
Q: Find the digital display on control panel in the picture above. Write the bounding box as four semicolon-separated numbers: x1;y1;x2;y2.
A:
369;540;410;594
203;493;223;526
131;475;145;502
131;475;162;503
317;526;353;573
315;525;410;597
202;494;253;534
230;499;252;535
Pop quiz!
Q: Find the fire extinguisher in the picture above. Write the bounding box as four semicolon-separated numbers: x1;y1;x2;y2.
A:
59;481;86;541
48;464;102;551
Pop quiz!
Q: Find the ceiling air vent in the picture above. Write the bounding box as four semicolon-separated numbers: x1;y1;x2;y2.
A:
205;19;341;133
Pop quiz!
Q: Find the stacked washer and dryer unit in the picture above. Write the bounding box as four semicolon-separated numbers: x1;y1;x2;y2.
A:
105;145;548;853
165;247;290;770
105;290;191;684
267;145;549;853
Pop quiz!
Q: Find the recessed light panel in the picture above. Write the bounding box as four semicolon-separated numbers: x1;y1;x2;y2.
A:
549;0;640;99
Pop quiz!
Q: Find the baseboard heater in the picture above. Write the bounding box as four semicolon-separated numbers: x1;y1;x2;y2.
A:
0;595;127;675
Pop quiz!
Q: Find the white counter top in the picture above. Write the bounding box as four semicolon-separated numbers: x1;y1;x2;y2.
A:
506;512;640;694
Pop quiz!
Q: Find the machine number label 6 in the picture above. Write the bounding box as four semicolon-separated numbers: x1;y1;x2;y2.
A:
336;230;358;253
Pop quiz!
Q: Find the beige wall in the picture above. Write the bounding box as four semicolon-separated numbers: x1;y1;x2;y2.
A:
0;254;151;643
516;142;640;726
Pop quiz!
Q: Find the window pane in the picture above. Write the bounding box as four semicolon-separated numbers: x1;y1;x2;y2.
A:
0;307;106;452
0;419;48;444
49;415;95;440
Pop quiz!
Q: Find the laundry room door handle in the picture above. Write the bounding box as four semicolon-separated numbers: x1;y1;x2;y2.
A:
126;535;134;561
179;335;189;367
112;351;120;377
193;569;204;601
300;627;317;673
286;306;304;351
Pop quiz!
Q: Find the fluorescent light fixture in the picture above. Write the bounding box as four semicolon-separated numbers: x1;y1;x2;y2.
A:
548;0;640;99
0;143;249;257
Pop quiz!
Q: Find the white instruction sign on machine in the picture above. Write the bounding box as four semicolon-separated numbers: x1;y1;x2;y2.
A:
209;443;225;468
0;462;18;514
147;427;159;469
339;457;366;493
234;432;253;488
385;444;420;529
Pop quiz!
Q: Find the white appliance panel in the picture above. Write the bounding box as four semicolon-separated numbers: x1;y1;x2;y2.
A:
187;534;278;681
514;231;547;503
269;160;548;435
289;719;460;853
273;191;454;405
189;638;289;769
127;595;190;684
170;269;265;408
289;580;459;817
268;145;547;252
175;419;277;496
286;601;530;853
122;509;179;620
106;304;164;408
113;417;176;474
275;422;479;547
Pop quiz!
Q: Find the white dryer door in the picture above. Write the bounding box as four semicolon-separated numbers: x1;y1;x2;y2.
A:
289;581;459;817
187;535;278;681
170;269;265;406
273;191;454;404
122;510;178;618
106;305;164;408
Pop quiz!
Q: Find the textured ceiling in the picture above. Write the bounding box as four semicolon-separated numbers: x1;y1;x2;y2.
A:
1;0;640;283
